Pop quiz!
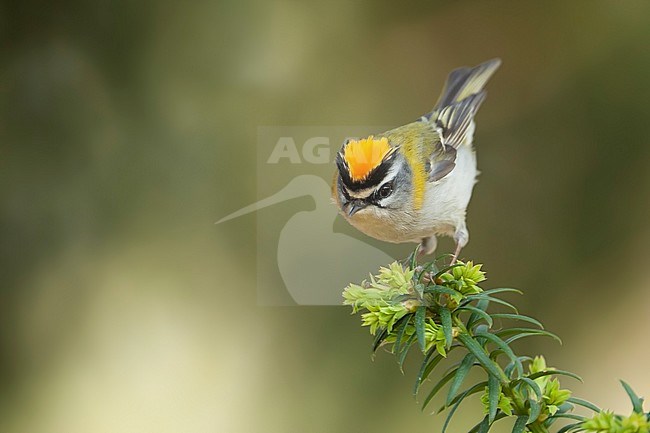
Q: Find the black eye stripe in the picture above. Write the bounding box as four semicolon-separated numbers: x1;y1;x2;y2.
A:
339;175;393;209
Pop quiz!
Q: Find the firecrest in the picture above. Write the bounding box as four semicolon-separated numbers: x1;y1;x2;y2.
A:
332;59;501;260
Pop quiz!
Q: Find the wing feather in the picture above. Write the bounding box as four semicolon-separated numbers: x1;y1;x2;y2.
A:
436;91;486;149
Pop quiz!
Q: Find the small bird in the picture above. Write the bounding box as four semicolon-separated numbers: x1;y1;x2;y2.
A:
332;59;501;261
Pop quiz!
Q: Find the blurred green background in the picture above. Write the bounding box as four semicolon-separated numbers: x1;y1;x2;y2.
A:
2;1;650;432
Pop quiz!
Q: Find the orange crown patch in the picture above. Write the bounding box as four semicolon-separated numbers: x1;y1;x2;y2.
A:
343;136;392;181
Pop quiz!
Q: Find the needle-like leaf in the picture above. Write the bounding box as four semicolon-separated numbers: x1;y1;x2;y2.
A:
557;422;585;433
505;356;533;379
414;348;443;395
488;374;499;423
469;414;509;433
620;380;645;414
433;263;465;280
393;314;412;353
372;327;388;353
467;299;490;330
440;307;453;349
398;332;416;369
457;333;508;385
512;415;528;433
446;353;475;405
517;377;543;401
424;285;459;297
458;305;493;328
497;328;562;345
465;295;518;313
527;370;583;383
415;306;426;352
475;331;523;377
479;288;523;296
490;313;543;329
417;261;437;282
528;398;542;424
545;414;586;422
443;384;481;433
567;397;601;413
440;381;488;413
421;367;459;410
409;245;419;269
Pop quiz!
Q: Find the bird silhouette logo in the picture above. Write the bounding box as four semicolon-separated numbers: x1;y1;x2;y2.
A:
217;174;394;305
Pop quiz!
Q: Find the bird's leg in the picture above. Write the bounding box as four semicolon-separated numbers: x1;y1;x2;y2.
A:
451;225;469;264
451;242;462;264
419;235;437;257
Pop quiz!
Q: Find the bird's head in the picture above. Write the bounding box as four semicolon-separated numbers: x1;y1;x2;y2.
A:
332;135;413;221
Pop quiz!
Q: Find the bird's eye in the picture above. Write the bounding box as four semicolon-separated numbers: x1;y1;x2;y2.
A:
377;182;393;199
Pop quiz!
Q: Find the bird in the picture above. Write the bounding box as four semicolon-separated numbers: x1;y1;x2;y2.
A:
332;58;501;262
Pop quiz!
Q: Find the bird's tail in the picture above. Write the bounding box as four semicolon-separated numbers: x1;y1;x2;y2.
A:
432;58;501;112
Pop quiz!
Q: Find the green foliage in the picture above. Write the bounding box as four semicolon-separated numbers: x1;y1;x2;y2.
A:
342;255;649;433
481;384;514;416
583;412;649;433
581;382;649;433
342;262;414;334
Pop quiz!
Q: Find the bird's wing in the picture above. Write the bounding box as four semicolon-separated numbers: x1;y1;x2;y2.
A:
436;91;486;149
424;92;485;181
427;143;457;182
423;59;500;181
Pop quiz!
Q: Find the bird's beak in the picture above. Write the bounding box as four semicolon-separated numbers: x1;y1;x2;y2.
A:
346;200;367;217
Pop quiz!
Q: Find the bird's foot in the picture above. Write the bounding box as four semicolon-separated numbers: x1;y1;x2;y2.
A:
419;236;437;257
451;226;468;265
450;242;462;265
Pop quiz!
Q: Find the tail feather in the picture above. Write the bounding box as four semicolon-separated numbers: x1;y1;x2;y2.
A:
427;58;500;148
433;58;501;112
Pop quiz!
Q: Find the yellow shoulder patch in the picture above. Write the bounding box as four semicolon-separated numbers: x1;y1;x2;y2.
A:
343;136;391;181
